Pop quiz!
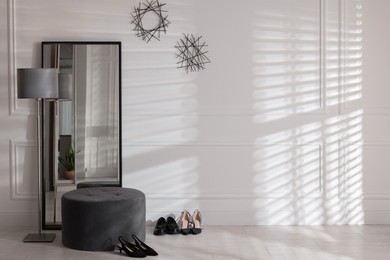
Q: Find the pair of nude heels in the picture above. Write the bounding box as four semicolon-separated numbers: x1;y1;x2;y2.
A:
179;209;202;235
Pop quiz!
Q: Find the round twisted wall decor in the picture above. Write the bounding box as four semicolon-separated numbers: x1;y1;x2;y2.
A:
175;34;211;73
131;0;170;43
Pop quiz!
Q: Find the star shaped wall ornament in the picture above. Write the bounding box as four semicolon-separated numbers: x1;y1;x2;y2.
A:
131;0;170;43
175;34;211;73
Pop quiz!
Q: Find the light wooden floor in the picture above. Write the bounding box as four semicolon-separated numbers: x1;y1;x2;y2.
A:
1;225;390;259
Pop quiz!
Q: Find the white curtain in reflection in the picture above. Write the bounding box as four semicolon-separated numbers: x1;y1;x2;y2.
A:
75;45;119;179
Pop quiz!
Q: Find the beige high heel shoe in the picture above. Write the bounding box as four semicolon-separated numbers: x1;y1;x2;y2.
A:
179;210;192;235
191;209;202;235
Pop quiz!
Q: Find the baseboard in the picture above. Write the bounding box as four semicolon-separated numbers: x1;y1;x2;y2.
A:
146;210;390;225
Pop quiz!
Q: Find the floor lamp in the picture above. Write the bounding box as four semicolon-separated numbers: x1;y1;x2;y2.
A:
17;68;58;242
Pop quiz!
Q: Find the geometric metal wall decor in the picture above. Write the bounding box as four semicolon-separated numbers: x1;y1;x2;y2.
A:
175;34;211;73
131;0;170;43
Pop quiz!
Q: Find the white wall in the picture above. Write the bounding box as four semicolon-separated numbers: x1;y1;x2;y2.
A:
1;0;390;227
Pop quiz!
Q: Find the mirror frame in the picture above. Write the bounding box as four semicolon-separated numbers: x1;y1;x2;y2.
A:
41;41;122;230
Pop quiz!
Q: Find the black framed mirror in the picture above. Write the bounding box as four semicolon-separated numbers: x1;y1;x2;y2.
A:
41;41;122;229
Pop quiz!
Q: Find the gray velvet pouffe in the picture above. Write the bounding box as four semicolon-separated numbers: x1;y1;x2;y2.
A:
62;187;145;251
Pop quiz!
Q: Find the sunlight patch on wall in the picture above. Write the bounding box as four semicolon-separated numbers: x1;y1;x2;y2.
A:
251;0;364;224
252;0;322;124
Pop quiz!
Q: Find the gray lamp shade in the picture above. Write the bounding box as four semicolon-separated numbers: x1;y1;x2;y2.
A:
17;68;59;99
58;73;73;100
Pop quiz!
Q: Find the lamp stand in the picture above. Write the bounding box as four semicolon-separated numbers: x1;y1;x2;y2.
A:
24;99;56;243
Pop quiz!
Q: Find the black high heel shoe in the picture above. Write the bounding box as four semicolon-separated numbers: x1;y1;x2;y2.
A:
165;216;180;234
179;210;193;235
191;209;202;235
117;236;146;258
153;217;166;235
131;234;158;256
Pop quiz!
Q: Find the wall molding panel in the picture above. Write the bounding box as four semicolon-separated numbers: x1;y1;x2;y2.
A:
7;0;35;116
9;140;37;200
123;143;323;202
0;212;36;227
338;143;390;200
339;0;389;115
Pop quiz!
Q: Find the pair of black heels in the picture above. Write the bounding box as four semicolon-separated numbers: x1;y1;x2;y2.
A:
153;216;180;235
117;234;158;258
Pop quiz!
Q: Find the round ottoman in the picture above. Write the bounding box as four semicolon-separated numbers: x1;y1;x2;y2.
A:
62;187;145;251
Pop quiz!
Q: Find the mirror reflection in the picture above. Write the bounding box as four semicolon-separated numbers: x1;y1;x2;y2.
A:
41;42;122;228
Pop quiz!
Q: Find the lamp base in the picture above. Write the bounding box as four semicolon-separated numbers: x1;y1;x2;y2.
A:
23;233;56;242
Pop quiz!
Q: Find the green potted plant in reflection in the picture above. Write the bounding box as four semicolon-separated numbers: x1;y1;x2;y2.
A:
58;147;75;180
